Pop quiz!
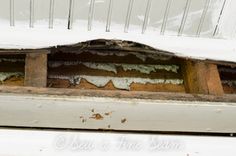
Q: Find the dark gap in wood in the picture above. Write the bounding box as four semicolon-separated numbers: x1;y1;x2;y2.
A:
218;65;236;94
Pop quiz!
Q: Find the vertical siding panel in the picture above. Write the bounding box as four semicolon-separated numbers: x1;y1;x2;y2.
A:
111;0;129;32
72;0;89;31
34;0;50;28
200;0;225;38
182;0;205;37
53;0;70;29
92;0;110;31
14;0;30;27
0;0;10;27
128;0;147;33
146;0;167;34
164;0;186;36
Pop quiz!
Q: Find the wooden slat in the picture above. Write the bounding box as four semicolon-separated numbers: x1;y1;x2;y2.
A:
24;52;47;87
182;60;224;96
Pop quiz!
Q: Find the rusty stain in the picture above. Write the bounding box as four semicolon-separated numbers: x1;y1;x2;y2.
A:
121;118;127;123
90;113;104;120
79;116;83;119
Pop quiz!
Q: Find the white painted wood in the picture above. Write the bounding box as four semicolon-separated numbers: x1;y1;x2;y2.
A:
182;0;205;37
14;0;30;27
217;0;236;39
0;0;10;27
200;0;225;37
128;0;147;33
53;0;69;29
0;0;234;38
165;0;187;35
34;0;50;28
0;128;236;156
0;93;236;133
0;0;236;61
111;0;129;27
73;0;89;31
92;0;110;31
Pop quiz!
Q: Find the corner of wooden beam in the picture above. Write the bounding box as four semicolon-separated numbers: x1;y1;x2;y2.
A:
182;60;224;96
24;52;48;87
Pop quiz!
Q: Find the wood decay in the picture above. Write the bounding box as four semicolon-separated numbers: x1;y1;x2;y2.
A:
0;40;235;97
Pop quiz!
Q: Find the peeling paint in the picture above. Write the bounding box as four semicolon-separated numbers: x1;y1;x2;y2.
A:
48;61;80;68
121;64;179;74
83;62;117;74
49;75;184;90
49;61;179;74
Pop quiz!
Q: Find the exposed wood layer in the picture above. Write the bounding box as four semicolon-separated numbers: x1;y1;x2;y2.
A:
0;76;24;86
47;49;184;92
48;78;185;93
0;48;236;95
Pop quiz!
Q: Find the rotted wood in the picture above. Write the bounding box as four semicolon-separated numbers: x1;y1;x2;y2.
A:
24;52;48;87
182;60;224;96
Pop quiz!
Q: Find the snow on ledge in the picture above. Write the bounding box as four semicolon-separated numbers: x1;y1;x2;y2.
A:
0;27;236;63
